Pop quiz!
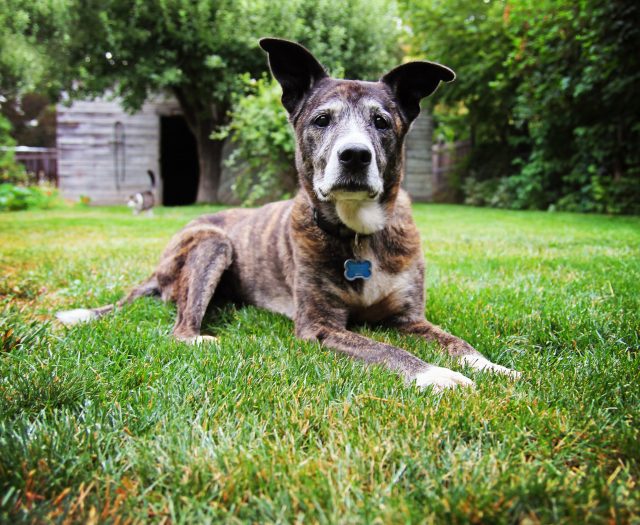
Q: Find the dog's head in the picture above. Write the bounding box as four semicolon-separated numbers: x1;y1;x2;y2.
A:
260;38;454;234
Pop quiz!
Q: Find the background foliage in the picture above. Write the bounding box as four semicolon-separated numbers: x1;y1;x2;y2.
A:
219;0;402;205
0;115;26;185
0;183;60;211
54;0;399;116
0;0;638;213
216;77;296;205
0;0;70;100
401;0;640;213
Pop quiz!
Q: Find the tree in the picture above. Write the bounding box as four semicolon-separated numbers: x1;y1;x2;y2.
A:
399;0;521;185
505;0;640;212
0;0;65;182
400;0;640;213
0;0;70;100
46;0;400;203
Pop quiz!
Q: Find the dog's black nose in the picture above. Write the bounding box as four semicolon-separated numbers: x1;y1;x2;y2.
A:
338;143;372;170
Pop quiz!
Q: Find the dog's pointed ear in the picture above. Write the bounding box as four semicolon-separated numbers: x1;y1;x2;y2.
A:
381;61;455;124
259;37;328;115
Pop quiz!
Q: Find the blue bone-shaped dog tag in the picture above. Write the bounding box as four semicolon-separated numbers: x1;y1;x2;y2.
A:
344;259;372;281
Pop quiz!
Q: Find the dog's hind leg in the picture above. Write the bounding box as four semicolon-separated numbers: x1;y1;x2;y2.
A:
154;226;233;344
55;275;160;326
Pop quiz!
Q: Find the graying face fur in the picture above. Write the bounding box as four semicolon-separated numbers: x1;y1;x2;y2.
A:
293;79;406;205
304;94;396;202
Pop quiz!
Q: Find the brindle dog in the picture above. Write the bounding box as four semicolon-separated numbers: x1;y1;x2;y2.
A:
57;38;520;391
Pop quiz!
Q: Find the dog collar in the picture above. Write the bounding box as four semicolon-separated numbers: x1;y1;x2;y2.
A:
313;208;364;239
312;208;373;281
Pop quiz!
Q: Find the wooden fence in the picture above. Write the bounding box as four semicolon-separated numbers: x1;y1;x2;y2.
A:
7;147;58;186
430;140;471;200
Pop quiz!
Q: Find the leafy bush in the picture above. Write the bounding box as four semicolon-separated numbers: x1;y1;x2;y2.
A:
556;175;640;215
402;0;640;214
0;155;26;185
0;183;60;211
463;177;516;209
217;77;296;205
0;114;27;184
215;0;402;204
462;178;490;207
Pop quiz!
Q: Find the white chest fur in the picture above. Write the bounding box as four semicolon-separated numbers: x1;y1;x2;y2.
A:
335;200;386;235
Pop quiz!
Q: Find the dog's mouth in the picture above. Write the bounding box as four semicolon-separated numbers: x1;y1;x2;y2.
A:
318;181;380;202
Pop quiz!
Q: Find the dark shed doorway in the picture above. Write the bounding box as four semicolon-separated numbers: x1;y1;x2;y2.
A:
160;115;199;205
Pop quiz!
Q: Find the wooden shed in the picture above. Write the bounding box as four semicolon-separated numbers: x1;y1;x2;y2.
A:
403;111;434;201
56;96;436;205
56;96;198;206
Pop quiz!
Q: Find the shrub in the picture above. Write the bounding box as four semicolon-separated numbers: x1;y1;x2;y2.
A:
403;0;640;214
216;76;296;206
463;175;548;211
463;177;495;207
556;174;640;215
0;183;61;211
0;114;27;184
463;178;511;207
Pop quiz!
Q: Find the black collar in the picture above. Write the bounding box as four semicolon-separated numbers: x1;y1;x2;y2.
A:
313;208;364;239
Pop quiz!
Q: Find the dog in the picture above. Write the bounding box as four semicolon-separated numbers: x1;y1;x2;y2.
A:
127;170;156;215
57;38;520;391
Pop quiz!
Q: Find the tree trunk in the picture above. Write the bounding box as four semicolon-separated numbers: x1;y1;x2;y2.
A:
172;87;226;204
193;119;223;203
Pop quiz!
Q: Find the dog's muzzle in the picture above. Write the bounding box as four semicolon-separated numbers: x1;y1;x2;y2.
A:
316;138;383;202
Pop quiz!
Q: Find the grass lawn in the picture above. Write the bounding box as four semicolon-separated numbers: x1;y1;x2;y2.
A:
1;204;639;523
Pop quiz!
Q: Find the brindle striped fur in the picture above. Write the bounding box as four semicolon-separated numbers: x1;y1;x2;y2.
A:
57;39;519;391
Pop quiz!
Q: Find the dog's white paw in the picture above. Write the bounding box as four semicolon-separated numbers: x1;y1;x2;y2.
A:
459;355;521;379
56;308;97;326
414;366;475;392
179;335;219;345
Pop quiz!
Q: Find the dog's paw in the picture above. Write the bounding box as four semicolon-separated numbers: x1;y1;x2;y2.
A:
56;308;97;326
177;335;219;345
414;366;475;392
459;355;521;380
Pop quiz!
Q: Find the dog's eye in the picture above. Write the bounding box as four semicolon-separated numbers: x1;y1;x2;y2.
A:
313;114;331;128
374;115;390;130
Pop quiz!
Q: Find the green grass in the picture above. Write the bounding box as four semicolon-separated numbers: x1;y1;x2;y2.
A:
1;204;639;523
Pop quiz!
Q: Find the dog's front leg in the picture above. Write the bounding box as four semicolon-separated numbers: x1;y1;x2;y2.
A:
390;317;521;379
295;313;474;392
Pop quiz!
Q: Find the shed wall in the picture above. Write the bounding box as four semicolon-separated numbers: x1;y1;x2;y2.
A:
57;97;180;205
403;111;433;201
